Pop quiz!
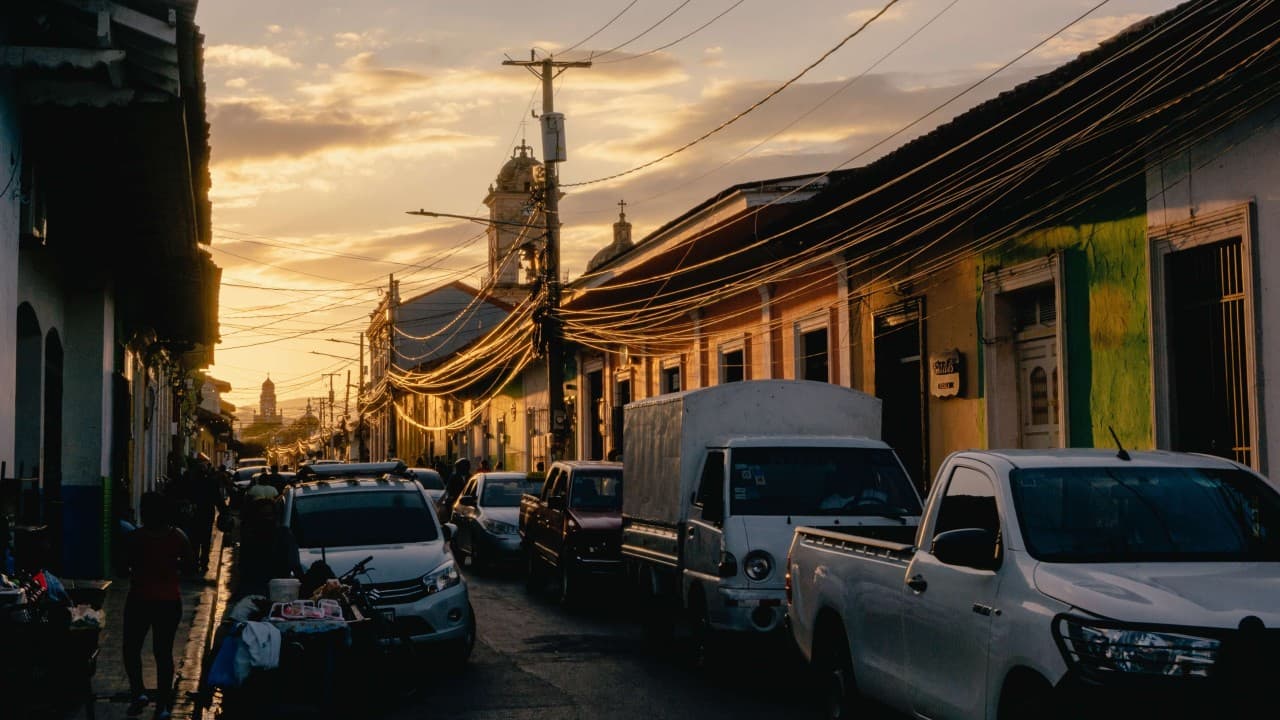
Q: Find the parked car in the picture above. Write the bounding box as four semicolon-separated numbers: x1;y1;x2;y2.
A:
787;449;1280;720
236;457;268;470
407;467;447;506
281;473;475;662
520;461;623;602
450;472;542;568
296;460;407;480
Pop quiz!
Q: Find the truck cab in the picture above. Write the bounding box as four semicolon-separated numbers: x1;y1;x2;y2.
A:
519;460;624;601
681;437;920;634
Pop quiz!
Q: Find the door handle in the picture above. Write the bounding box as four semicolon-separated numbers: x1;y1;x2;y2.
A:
686;526;696;539
906;574;928;593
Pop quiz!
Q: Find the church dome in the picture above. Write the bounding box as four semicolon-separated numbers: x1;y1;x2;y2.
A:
495;141;543;193
262;377;274;391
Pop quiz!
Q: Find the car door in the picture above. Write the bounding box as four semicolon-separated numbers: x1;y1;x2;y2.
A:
903;463;1003;720
454;476;479;554
535;468;565;565
546;467;570;564
684;451;727;605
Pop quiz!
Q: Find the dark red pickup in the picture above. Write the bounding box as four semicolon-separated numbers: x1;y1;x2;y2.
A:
518;460;624;603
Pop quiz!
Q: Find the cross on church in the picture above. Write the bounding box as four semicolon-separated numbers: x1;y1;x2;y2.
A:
617;198;627;219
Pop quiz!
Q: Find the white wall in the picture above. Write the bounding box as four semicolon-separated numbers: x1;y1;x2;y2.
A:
1147;102;1280;474
0;72;18;478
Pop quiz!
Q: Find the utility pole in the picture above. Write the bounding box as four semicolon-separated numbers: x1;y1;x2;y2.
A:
322;372;340;459
502;52;590;460
386;274;399;460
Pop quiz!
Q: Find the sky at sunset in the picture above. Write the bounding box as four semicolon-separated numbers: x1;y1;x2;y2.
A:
203;0;1183;411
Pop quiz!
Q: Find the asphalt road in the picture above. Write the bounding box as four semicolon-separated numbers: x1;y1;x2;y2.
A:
389;563;822;720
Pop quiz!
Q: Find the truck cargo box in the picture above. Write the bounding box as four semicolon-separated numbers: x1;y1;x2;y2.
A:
622;380;881;526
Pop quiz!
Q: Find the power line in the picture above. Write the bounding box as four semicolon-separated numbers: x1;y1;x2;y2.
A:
558;1;638;56
596;0;747;65
584;1;694;61
562;0;903;187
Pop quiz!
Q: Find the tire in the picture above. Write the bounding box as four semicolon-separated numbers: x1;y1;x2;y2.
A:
558;557;578;606
818;635;860;720
443;607;477;670
688;590;720;672
524;547;543;592
998;673;1057;720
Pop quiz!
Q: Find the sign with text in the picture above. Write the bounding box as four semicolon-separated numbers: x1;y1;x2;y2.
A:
930;349;963;398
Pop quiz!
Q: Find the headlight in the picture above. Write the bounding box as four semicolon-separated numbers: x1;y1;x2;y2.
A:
743;550;773;581
1055;616;1219;678
422;561;462;594
480;517;517;535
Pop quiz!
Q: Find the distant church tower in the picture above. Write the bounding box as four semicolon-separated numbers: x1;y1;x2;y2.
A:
484;141;550;301
587;200;635;272
254;376;283;426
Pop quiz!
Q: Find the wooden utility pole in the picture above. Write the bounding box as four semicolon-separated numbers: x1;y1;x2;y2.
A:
502;53;590;459
387;274;398;460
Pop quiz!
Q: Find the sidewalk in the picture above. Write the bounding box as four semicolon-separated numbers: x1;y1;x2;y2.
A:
87;527;234;720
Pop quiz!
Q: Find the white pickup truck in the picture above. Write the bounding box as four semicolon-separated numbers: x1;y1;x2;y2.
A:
786;449;1280;720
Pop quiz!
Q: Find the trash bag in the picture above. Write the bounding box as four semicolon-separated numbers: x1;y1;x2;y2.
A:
207;625;245;689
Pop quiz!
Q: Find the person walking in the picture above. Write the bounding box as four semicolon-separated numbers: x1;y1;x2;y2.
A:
190;460;223;572
123;492;194;719
245;471;279;501
441;457;471;523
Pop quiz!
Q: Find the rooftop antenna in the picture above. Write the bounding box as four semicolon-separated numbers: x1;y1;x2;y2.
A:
1107;425;1131;461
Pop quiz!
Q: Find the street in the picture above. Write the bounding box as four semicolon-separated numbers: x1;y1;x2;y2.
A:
393;566;816;720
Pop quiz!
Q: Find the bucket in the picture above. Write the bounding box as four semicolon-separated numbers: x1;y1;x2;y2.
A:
268;578;301;603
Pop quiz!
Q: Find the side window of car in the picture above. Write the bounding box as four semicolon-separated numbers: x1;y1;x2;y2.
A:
545;469;566;500
463;478;477;498
695;451;726;523
934;466;1000;538
552;470;569;499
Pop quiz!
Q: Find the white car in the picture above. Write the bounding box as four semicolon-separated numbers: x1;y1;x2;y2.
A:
281;475;476;661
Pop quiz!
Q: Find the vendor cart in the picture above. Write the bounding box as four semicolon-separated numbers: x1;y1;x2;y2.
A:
0;574;109;719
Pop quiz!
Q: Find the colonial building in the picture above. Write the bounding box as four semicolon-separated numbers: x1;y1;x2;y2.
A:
1;1;219;576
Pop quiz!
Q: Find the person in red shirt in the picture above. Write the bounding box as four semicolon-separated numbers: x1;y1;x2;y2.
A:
123;492;194;719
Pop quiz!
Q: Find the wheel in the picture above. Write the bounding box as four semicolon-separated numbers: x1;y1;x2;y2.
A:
998;672;1057;720
442;607;477;670
688;590;720;671
558;557;578;606
818;636;859;720
524;547;543;592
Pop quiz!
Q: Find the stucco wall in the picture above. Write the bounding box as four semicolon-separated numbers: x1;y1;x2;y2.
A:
1147;105;1280;474
0;73;17;477
981;197;1152;450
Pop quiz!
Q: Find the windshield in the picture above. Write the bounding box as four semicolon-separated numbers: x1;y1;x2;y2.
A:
481;478;540;507
570;471;623;511
410;470;444;490
728;447;921;517
1009;466;1280;562
290;490;438;548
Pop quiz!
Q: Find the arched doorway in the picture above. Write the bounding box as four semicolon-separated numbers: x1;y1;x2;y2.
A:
14;304;42;486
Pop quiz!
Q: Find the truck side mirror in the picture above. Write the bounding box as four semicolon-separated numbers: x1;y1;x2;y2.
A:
547;495;566;511
458;495;477;507
931;528;1000;571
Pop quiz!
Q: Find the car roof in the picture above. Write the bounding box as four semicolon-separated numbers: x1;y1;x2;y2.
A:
290;476;420;495
552;461;623;471
475;471;532;482
296;460;407;479
961;448;1246;471
408;467;442;476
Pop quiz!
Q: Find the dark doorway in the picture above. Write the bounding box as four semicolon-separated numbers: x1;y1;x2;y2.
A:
800;327;829;382
875;300;928;492
586;369;604;460
612;378;630;457
1166;238;1252;466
